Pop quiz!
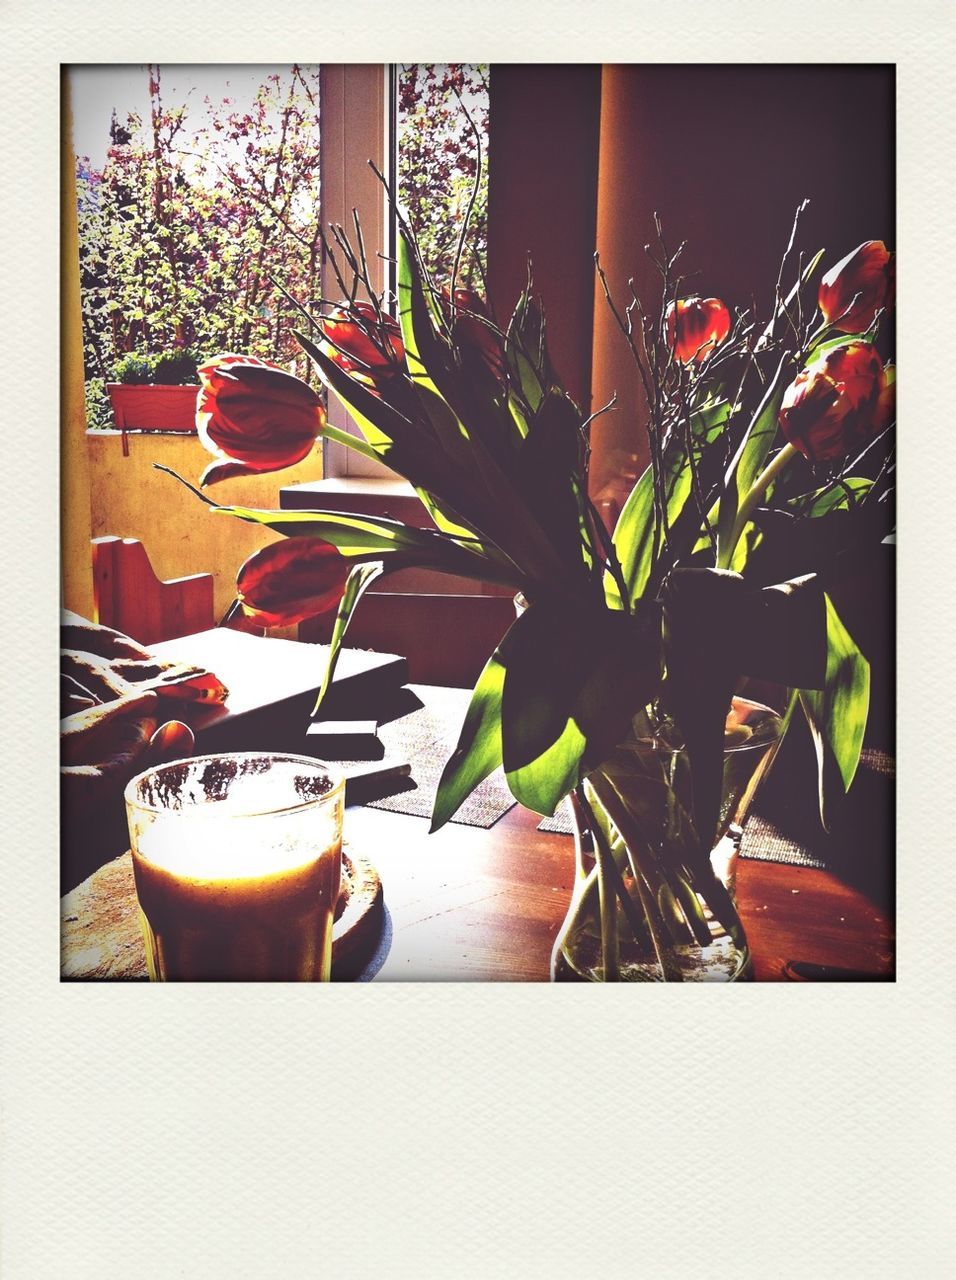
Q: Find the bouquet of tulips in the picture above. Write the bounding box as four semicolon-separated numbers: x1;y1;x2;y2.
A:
164;203;894;978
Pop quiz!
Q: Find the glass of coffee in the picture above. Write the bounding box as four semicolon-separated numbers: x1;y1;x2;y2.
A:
124;752;344;982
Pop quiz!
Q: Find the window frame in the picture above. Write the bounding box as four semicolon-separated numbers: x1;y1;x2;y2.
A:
319;64;394;480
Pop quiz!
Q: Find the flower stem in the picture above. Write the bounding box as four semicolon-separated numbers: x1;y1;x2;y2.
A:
718;442;798;569
576;791;651;950
321;423;386;466
588;773;684;982
568;789;594;882
550;861;599;976
594;831;620;981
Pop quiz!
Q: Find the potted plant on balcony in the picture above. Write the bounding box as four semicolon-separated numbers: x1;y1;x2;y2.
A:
107;350;201;435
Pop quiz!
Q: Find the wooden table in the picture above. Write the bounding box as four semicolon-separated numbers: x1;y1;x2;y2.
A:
60;777;894;983
60;629;894;982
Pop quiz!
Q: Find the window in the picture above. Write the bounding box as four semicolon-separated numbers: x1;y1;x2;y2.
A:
396;64;489;289
69;63;490;476
324;63;490;478
70;64;323;432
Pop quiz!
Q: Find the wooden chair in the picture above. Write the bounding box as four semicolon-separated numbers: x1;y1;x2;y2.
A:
91;536;215;645
91;536;518;682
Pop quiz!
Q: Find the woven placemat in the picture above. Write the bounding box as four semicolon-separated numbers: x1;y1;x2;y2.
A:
341;687;517;829
538;801;574;836
860;746;894;778
340;689;892;856
738;814;827;869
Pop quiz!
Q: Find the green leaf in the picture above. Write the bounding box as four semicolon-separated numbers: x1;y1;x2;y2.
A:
506;291;550;414
397;234;519;467
396;234;444;392
211;504;446;553
799;593;870;828
431;648;507;831
613;398;731;604
209;504;515;586
294;329;404;457
393;238;567;584
807;329;876;361
501;600;662;816
321;423;388;468
302;324;529;563
412;485;481;544
310;561;384;718
716;355;789;571
791;477;873;517
516;389;588;571
661;567;827;851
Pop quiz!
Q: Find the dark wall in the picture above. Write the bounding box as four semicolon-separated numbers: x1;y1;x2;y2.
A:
486;63;894;442
612;64;895;308
487;64;603;409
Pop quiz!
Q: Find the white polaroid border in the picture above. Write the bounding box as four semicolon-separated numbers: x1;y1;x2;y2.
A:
2;2;953;1276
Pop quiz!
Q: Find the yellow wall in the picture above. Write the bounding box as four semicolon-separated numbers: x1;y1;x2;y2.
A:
61;81;95;618
86;432;323;624
62;72;323;630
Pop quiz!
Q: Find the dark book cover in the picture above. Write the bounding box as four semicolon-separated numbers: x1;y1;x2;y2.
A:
150;628;407;754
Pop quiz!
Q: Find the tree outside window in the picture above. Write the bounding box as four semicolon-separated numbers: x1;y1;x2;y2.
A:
75;64;322;428
397;64;489;289
73;63;490;432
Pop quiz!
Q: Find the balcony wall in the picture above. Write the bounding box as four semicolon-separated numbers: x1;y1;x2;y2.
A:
83;430;321;624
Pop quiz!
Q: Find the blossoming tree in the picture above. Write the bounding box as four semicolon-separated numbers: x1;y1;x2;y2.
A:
76;65;323;425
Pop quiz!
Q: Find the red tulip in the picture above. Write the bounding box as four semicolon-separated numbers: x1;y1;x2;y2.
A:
197;354;324;486
778;341;887;463
818;240;894;334
444;287;505;378
321;301;404;374
665;297;732;364
235;537;351;627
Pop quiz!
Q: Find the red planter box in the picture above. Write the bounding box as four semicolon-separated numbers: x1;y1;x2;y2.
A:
106;383;200;433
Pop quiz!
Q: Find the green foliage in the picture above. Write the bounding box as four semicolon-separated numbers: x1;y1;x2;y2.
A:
76;65;322;400
661;568;828;852
800;594;871;827
113;352;154;385
152;350;200;384
209;501;513;584
613;397;732;605
715;357;790;570
111;349;201;385
397;65;489;287
432;648;507;831
789;476;873;517
83;377;113;430
311;562;385;718
500;601;661;816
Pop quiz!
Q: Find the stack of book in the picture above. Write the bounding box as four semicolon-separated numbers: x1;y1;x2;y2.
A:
151;628;416;802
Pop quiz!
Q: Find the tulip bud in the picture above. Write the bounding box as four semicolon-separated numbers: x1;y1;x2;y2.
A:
444;287;505;378
818;240;894;334
235;537;352;627
665;297;732;364
778;341;887;463
321;301;404;374
197;354;324;486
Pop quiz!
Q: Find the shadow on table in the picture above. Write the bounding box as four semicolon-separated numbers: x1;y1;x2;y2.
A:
756;708;895;919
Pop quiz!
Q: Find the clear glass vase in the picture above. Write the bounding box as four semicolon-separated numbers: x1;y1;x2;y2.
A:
551;697;783;983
